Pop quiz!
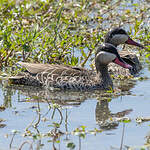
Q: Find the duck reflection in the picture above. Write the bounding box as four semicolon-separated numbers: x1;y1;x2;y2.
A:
95;79;136;130
1;77;136;131
5;85;91;106
95;99;132;130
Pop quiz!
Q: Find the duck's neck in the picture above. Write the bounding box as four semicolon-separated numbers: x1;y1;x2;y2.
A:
113;43;118;47
96;65;113;89
108;42;118;47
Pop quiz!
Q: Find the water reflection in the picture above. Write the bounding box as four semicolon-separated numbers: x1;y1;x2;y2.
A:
95;79;136;130
96;99;132;130
2;77;137;129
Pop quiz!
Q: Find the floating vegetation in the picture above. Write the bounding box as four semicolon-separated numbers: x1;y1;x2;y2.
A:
136;117;150;124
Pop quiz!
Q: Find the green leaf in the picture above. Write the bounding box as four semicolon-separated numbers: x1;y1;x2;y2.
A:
79;133;86;138
67;142;76;149
71;56;78;66
81;49;87;58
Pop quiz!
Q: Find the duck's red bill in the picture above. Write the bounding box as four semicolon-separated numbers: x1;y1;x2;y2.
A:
125;37;144;48
114;58;132;69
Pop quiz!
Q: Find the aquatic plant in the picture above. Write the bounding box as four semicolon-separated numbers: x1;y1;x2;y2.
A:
0;0;149;72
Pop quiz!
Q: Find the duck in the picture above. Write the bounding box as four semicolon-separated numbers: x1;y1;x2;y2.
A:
105;28;144;48
9;43;133;90
105;28;144;77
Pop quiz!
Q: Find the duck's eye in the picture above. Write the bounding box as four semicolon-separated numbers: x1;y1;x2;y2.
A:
119;29;126;34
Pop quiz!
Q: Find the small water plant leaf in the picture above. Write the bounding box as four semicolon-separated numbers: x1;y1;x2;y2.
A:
67;142;76;149
79;133;86;138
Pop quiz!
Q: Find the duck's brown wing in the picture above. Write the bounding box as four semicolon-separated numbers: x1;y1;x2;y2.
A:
18;62;53;74
18;62;89;75
9;62;95;89
36;65;92;84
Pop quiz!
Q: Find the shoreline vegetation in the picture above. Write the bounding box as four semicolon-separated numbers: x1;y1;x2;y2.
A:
0;0;149;72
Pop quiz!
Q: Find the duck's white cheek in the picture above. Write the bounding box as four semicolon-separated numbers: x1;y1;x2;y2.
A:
110;34;128;45
98;52;116;64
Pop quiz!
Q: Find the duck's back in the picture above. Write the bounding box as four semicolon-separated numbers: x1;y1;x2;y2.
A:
9;63;98;90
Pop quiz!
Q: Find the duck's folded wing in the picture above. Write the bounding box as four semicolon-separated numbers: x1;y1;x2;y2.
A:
18;62;53;74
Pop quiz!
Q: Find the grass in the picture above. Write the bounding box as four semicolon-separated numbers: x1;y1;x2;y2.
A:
0;0;149;72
